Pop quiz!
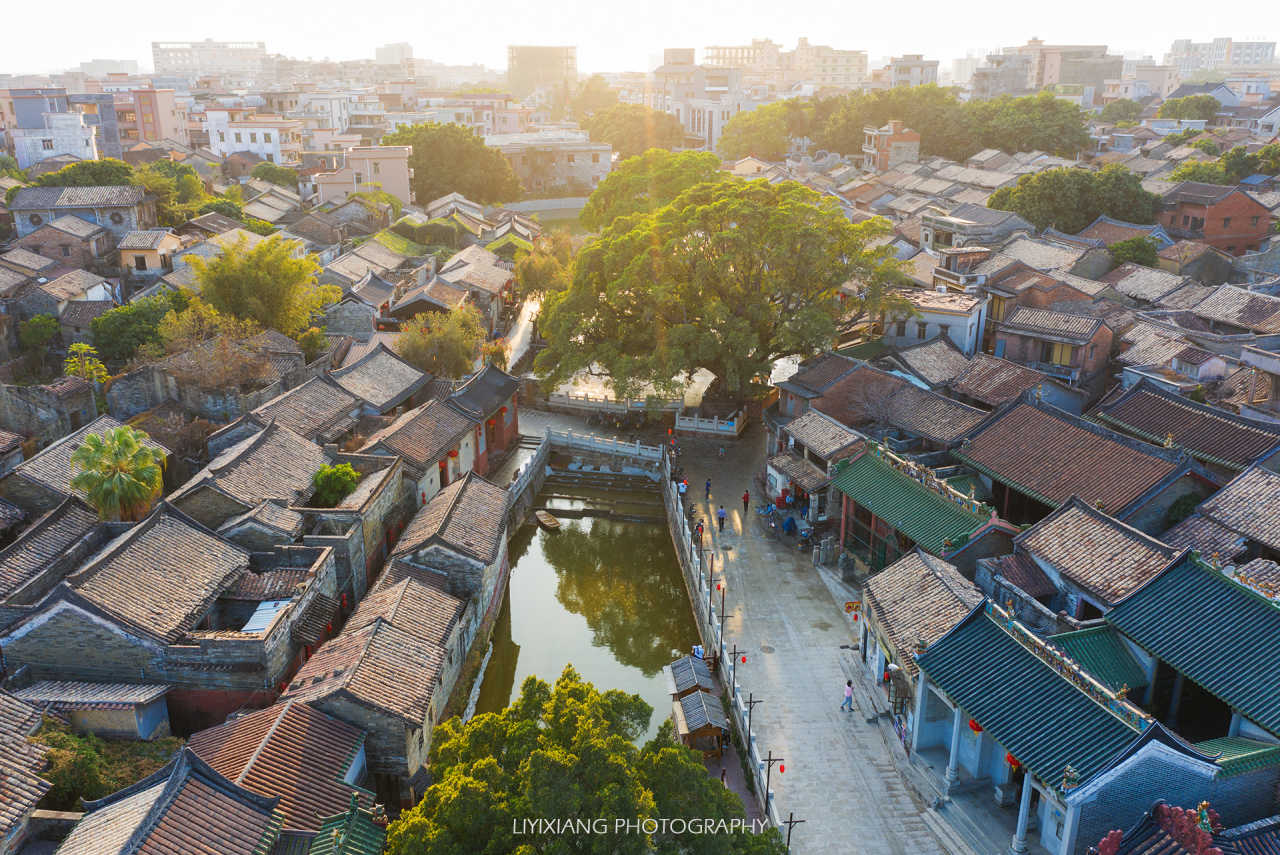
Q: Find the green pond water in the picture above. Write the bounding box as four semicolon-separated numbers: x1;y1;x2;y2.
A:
473;499;701;740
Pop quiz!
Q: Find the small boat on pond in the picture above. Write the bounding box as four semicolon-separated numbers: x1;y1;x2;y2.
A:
535;510;561;530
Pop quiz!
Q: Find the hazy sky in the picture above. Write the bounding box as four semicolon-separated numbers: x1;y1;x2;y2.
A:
4;0;1274;76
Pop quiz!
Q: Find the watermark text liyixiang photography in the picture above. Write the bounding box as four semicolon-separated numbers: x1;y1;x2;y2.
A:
512;817;771;836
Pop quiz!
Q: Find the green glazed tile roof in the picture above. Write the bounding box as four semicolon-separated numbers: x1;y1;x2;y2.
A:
308;796;388;855
1194;737;1280;777
1048;626;1149;693
831;448;991;555
837;338;893;361
1108;554;1280;737
918;605;1144;792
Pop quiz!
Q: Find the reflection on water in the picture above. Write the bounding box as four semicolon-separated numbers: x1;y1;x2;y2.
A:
473;514;700;740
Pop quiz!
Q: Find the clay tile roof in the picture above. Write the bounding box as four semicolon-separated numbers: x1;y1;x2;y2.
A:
40;269;110;302
0;498;97;601
781;410;863;459
1077;218;1164;246
282;618;443;724
985;553;1056;599
251;377;360;441
1192;285;1280;334
862;550;982;676
1095;381;1280;470
1015;496;1180;604
1161;513;1247;562
14;416;169;501
347;574;464;648
999;306;1104;344
776;352;860;398
57;748;283;855
59;299;115;328
948;354;1050;408
173;422;326;509
116;229;175;250
392;472;507;564
956;400;1187;515
1158;240;1218;263
330;344;428;412
360;399;477;468
815;365;987;445
1197;466;1280;553
0;247;58;274
186;700;368;833
1100;263;1188;303
892;337;972;387
220;565;311;600
64;505;250;643
0;691;50;843
47;216;105;238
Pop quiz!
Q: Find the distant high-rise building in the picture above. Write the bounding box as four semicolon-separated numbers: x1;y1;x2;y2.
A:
969;54;1033;100
506;46;577;100
887;55;939;88
78;59;139;77
375;42;414;66
1165;37;1276;73
151;40;266;82
1004;39;1122;93
704;37;866;90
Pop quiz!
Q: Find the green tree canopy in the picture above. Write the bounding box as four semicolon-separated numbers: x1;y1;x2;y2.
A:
90;291;190;364
571;74;619;119
70;426;165;521
19;314;59;371
1100;99;1145;123
190;235;335;334
311;462;360;507
387;666;787;855
398;306;487;378
717;103;790;161
295;326;329;362
816;87;1088;161
580;149;727;231
1108;236;1161;269
1158;94;1220;121
64;342;109;383
250;161;300;188
1191;138;1221;156
382;122;522;204
988;165;1160;233
583;103;687;159
1169;160;1231;184
35;158;134;187
537;179;907;400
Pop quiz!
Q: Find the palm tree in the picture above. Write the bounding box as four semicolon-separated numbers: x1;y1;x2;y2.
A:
69;426;166;521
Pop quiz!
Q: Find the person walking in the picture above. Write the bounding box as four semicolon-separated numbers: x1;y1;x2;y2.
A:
742;490;750;515
717;505;727;533
705;479;712;501
678;478;688;506
840;680;854;712
695;520;704;544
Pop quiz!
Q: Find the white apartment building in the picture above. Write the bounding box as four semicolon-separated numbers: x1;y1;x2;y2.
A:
205;109;303;164
484;129;611;194
151;40;267;82
703;38;867;90
12;111;98;169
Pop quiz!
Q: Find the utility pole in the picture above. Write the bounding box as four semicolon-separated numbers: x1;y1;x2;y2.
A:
707;571;719;632
763;751;785;805
744;692;762;749
728;644;745;698
783;812;806;850
718;579;727;643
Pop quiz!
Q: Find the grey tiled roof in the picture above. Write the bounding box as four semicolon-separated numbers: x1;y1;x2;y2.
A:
0;691;50;843
0;498;97;601
1197;466;1280;553
12;681;169;708
781;410;862;459
330;344;428;411
393;472;507;564
449;364;518;417
863;550;982;676
1101;263;1188;303
172;422;325;510
1161;513;1247;562
64;504;250;643
360;399;477;468
46;215;105;238
893;337;972;387
1000;306;1104;344
40;269;109;301
9;184;147;210
251;377;360;441
116;229;174;250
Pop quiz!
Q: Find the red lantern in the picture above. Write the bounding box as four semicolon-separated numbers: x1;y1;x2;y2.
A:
326;622;333;633
969;719;983;734
500;406;508;414
882;670;890;682
741;656;746;664
341;593;348;609
488;419;496;426
448;449;459;458
1005;753;1021;769
779;764;785;774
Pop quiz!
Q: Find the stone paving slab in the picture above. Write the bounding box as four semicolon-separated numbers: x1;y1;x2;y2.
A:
683;426;949;855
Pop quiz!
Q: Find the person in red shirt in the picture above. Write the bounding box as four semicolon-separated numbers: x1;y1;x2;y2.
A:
742;490;750;515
